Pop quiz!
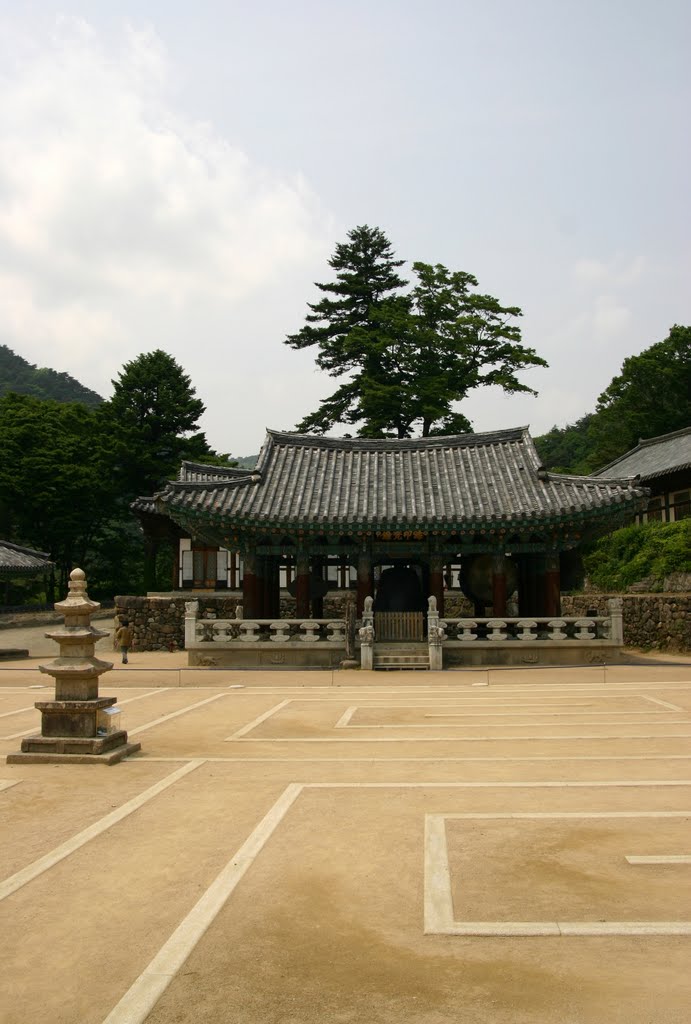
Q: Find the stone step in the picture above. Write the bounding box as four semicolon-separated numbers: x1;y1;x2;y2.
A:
373;653;430;670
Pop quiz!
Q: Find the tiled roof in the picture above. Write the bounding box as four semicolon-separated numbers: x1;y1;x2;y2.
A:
594;426;691;482
132;462;254;514
0;541;53;576
153;427;647;532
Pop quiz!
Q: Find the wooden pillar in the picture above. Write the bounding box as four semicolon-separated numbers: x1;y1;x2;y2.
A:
356;545;372;617
296;550;311;619
242;549;258;617
429;552;445;617
517;554;537;616
533;555;547;616
492;551;507;616
261;556;273;619
545;553;561;616
312;557;324;618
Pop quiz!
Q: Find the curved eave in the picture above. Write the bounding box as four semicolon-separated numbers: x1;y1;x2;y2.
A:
162;489;646;538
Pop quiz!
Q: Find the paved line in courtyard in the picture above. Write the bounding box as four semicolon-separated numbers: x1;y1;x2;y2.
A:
0;688;172;741
231;732;691;743
128;693;228;736
643;696;685;711
225;699;292;740
627;855;691;864
0;759;205;902
101;782;303;1024
423;710;678;718
425;811;691;937
334;706;357;729
0;779;19;793
0;705;34;719
343;718;690;728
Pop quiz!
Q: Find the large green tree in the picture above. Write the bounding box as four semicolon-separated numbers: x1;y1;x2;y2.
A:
106;349;212;496
0;393;117;597
588;324;691;467
286;226;547;437
285;225;407;433
535;325;691;473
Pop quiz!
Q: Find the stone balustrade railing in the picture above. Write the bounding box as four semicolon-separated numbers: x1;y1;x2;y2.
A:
184;602;345;647
432;597;623;647
438;616;611;642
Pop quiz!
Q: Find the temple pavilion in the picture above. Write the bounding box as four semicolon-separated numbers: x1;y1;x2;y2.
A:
134;427;647;629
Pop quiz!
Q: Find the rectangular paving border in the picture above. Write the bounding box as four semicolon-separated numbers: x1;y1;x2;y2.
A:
94;780;691;1024
424;811;691;936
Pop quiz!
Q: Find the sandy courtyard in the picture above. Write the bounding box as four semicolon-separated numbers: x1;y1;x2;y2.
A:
2;646;691;1023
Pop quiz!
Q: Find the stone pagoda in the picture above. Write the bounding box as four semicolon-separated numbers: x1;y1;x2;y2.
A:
7;568;140;765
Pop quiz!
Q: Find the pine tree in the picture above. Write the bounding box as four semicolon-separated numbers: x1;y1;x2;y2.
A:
107;349;211;496
287;227;547;437
285;225;407;433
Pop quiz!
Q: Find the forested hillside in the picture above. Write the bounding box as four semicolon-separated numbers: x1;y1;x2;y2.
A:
0;344;103;406
534;325;691;473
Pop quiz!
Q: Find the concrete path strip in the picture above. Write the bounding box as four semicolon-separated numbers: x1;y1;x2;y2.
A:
101;782;304;1024
0;759;205;902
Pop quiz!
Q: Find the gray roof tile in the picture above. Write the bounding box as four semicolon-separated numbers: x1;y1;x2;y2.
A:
154;427;647;531
595;427;691;482
0;541;53;576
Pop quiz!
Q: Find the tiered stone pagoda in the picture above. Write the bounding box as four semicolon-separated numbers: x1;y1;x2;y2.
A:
7;568;140;765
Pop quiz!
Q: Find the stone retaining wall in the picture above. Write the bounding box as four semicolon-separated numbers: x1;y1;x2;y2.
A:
117;590;690;654
561;593;690;652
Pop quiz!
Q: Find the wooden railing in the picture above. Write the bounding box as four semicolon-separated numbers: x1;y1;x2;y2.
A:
374;611;424;642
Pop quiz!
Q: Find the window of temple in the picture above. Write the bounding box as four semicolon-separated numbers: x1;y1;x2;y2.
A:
644;496;665;523
671;490;690;521
180;544;235;589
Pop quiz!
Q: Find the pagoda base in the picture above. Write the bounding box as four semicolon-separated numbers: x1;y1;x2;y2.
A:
6;730;141;765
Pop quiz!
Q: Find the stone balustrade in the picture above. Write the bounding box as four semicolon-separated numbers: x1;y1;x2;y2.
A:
438;615;612;643
185;602;346;647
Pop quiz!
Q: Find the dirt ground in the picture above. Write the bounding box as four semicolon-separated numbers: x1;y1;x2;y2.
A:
1;624;691;1023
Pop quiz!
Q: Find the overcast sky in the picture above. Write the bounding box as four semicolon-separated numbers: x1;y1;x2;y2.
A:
0;1;689;456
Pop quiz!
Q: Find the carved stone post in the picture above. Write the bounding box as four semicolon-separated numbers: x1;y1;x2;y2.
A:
429;551;445;618
7;568;140;765
184;599;199;648
341;596;358;669
427;595;444;671
359;595;375;670
607;597;624;645
356;544;372;617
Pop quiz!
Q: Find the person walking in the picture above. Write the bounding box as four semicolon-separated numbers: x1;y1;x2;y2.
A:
114;619;132;664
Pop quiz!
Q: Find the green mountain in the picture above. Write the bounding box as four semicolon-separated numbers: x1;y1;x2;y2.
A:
0;344;103;407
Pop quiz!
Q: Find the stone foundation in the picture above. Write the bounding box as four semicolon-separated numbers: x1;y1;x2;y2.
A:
561;593;690;652
116;591;690;655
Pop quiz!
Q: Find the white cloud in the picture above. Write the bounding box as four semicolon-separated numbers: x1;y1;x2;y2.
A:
0;16;334;448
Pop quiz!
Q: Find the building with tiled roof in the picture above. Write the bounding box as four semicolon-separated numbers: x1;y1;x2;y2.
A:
0;541;53;578
134;427;646;620
594;426;691;523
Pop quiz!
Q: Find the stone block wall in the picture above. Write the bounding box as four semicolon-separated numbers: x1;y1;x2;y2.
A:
561;593;690;652
117;590;689;654
114;591;355;651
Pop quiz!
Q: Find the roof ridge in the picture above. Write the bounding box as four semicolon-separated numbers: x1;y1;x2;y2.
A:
0;540;52;559
264;426;530;450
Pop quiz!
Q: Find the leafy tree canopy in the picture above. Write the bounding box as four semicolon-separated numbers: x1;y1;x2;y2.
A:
0;393;117;595
535;325;691;473
286;225;547;438
106;349;212;496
